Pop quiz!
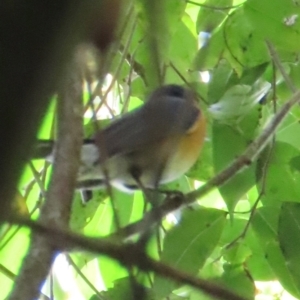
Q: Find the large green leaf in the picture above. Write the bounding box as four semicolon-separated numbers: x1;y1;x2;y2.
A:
219;264;255;299
70;191;108;231
194;27;225;71
259;142;300;206
134;0;187;88
245;234;275;281
166;18;198;83
223;8;270;71
212;122;257;214
245;0;300;52
278;203;300;293
153;208;226;298
210;72;269;213
252;206;300;298
209;82;270;121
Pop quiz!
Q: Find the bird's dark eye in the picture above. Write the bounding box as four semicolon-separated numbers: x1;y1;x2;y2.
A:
166;85;185;97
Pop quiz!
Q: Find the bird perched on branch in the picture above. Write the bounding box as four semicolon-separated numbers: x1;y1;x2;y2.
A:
33;84;206;192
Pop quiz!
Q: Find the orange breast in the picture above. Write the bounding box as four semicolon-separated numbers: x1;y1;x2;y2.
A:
180;112;206;163
162;112;206;183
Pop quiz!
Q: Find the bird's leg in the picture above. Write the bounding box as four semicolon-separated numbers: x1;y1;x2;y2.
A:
129;165;164;255
128;165;152;211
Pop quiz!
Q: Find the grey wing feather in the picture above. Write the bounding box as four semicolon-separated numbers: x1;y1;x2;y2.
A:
95;95;199;157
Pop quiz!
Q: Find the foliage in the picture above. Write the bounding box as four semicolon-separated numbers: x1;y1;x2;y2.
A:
2;0;300;299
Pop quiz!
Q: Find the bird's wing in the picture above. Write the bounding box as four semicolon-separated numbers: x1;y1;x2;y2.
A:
94;95;200;157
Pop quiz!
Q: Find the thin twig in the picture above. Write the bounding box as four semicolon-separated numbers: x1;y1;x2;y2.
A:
266;41;297;93
66;254;107;300
225;143;274;251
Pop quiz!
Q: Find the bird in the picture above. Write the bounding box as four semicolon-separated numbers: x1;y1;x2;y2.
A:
34;84;206;192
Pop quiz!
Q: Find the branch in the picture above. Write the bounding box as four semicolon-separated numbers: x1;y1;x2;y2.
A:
11;218;248;300
8;57;83;300
266;41;296;93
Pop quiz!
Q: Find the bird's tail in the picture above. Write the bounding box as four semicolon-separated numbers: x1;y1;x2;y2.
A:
31;139;104;202
31;139;96;160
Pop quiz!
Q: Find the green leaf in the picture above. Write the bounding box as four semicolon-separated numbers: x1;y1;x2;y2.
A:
196;0;233;33
277;111;300;149
194;28;225;71
252;206;300;298
37;99;56;139
265;241;300;299
162;175;192;194
165;0;187;33
207;59;233;105
153;208;226;298
278;203;300;296
187;134;213;181
110;189;135;230
245;0;300;52
210;72;268;214
245;226;275;281
220;219;252;264
209;81;270;121
227;62;269;87
223;8;270;72
190;289;217;300
166;18;198;83
82;196;114;236
259;142;300;206
252;206;279;244
212;122;257;214
70;190;108;231
290;62;300;91
219;264;255;299
96;277;149;300
0;227;30;299
98;258;129;290
135;0;186;88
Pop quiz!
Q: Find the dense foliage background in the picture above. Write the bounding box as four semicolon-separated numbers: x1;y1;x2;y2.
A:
1;0;300;299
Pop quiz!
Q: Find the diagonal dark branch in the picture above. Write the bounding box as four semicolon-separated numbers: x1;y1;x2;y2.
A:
10;217;248;300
